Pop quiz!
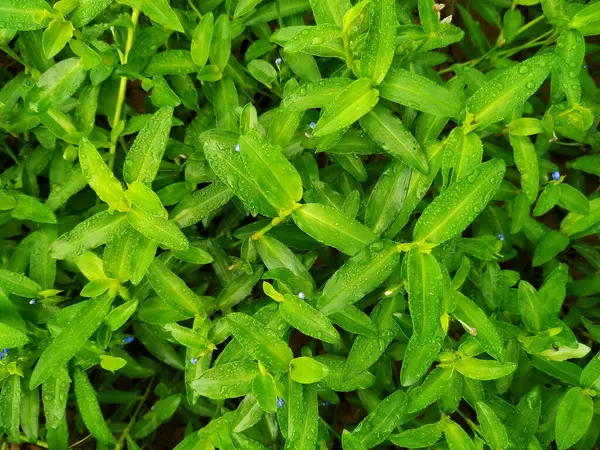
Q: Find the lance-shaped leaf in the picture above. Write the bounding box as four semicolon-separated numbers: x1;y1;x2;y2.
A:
50;211;130;259
454;292;504;362
79;138;130;212
289;356;329;384
146;259;206;317
123;106;174;185
413;158;506;244
317;240;400;315
226;312;293;373
170;182;234;228
406;247;443;344
344;294;401;378
313;77;379;137
127;206;189;251
282;77;352;111
379;68;461;118
509;134;539;204
74;369;116;444
252;369;278;413
359;104;429;174
191;12;213;68
42;19;74;59
389;422;444;448
0;269;41;298
279;293;340;344
364;160;411;235
442;127;483;187
444;420;475;450
0;0;52;30
283;24;344;57
351;389;407;447
239;131;303;211
465;53;554;130
476;402;508;450
204;138;278;218
256;235;313;283
555;387;594;450
309;0;350;26
385;141;444;238
292;203;377;255
30;292;115;388
360;0;397;85
116;0;183;31
455;358;517;380
0;374;21;441
25;57;87;113
192;361;259;399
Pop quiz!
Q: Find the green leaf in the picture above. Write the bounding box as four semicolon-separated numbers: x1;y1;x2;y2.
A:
192;361;259;399
444;420;475;450
351;389;407;447
532;230;569;267
359;104;429;174
289;356;329;383
123;106;174;185
360;0;397;85
79;137;130;212
455;358;517;380
25;57;87;113
132;394;181;438
475;401;508;450
239;131;303;211
465;54;555;131
279;293;340;344
0;0;52;30
309;0;350;26
252;369;278;413
74;368;116;444
413;158;506;244
406;246;443;344
116;0;183;32
209;14;231;71
292;203;377;255
0;268;41;298
454;292;504;362
0;374;22;441
30;292;115;388
364;160;411;235
389;422;444;448
314;78;379;137
378;68;462;118
317;240;400;315
146;259;206;317
226;312;293;373
191;12;213;68
509;134;539;204
442;127;483;187
170;182;234;228
127;206;190;251
555;387;594;450
42;19;74;59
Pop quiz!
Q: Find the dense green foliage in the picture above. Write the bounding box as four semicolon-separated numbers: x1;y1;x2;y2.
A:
0;0;599;449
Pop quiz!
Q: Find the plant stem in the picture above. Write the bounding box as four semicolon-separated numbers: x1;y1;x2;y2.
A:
109;8;140;171
114;377;154;450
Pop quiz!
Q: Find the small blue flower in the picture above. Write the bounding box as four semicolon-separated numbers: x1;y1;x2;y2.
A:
3;348;8;355
322;401;330;406
309;122;316;129
235;144;240;152
104;347;110;352
190;357;198;364
0;354;3;361
552;171;561;181
29;299;37;305
498;233;504;241
123;336;134;344
298;292;305;300
275;57;282;65
277;397;285;409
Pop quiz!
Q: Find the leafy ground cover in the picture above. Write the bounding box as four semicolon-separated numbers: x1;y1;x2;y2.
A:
0;0;600;449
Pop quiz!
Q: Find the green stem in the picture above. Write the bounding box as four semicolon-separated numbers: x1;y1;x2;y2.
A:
19;436;48;448
114;377;154;450
320;418;342;441
252;215;285;240
515;14;545;37
187;0;202;19
109;8;140;171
